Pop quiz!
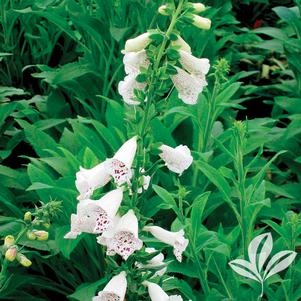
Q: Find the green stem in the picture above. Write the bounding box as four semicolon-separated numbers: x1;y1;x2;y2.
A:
131;0;184;208
192;80;219;186
213;257;233;299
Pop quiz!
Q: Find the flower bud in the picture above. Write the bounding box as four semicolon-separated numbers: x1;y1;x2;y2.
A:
192;15;211;30
33;230;49;241
158;5;168;15
24;211;32;222
122;32;151;54
192;3;206;13
17;254;32;267
4;235;15;247
27;231;37;240
43;223;50;229
5;247;17;262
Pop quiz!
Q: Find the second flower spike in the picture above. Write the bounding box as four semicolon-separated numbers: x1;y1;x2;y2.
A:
145;281;183;301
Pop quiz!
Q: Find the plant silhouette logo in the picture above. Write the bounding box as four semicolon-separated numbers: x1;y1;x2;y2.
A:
229;233;297;297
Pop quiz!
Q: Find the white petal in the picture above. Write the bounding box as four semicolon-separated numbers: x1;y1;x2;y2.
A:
76;163;111;200
95;188;124;218
192;15;211;30
179;50;210;80
113;136;138;169
122;32;151;53
115;209;139;237
96;271;127;300
123;50;149;74
118;72;146;105
147;282;169;301
159;144;193;175
171;67;207;105
171;36;191;54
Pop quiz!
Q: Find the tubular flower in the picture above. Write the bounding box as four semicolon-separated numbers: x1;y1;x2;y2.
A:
170;66;208;104
105;136;137;186
192;15;211;30
123;50;150;75
159;144;193;175
118;72;147;105
144;226;189;262
17;254;32;267
145;282;183;301
4;235;15;247
122;32;151;54
32;230;49;241
76;162;111;201
97;209;143;260
171;36;191;54
64;188;123;239
178;50;210;81
136;247;167;276
93;271;127;301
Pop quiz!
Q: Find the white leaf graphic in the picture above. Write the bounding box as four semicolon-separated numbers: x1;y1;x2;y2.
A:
229;259;262;282
258;233;273;272
263;250;297;280
248;233;272;272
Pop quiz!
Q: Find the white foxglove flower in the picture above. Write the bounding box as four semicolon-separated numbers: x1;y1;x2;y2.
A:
192;15;211;30
64;188;124;239
229;232;297;297
97;209;143;260
76;162;111;201
179;50;210;81
144;226;189;262
118;72;147;105
171;66;207;104
93;271;127;301
123;50;150;74
105;136;137;186
145;282;183;301
171;36;191;54
159;144;193;175
136;247;167;276
122;32;151;54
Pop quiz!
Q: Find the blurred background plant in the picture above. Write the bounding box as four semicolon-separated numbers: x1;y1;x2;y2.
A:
0;0;300;300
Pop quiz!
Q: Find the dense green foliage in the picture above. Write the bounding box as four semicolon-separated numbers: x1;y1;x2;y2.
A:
0;0;301;300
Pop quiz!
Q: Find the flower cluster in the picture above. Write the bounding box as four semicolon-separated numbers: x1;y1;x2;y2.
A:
64;1;212;300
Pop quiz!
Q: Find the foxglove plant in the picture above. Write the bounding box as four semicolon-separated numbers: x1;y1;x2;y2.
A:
64;1;213;300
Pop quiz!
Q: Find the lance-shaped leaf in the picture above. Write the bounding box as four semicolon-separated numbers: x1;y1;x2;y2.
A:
263;250;297;280
229;259;262;282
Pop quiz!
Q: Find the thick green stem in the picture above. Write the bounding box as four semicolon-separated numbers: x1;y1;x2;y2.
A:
192;81;219;186
131;0;184;208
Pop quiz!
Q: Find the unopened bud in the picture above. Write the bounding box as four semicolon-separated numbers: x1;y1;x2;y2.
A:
5;247;17;262
43;223;50;229
192;15;211;30
158;5;169;16
17;254;32;267
33;230;49;241
192;3;206;13
4;235;15;247
24;211;32;222
27;231;37;240
122;32;151;54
